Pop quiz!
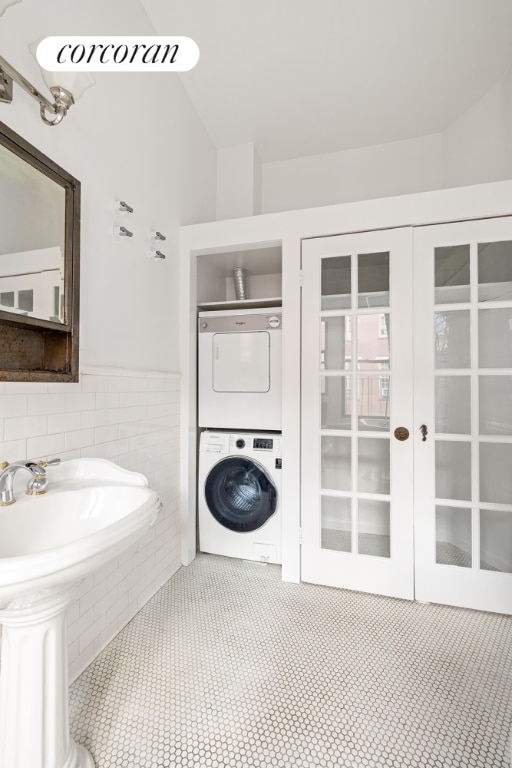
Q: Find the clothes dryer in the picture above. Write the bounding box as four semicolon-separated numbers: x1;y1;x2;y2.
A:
198;308;282;430
198;430;282;563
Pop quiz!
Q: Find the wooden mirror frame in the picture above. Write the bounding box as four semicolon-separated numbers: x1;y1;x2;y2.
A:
0;121;80;382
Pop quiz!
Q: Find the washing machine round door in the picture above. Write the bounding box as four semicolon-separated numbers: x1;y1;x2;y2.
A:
205;456;277;532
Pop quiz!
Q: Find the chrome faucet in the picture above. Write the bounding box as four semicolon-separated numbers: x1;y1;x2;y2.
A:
0;458;61;506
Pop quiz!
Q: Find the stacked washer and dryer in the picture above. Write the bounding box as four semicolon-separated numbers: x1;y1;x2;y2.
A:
197;307;283;564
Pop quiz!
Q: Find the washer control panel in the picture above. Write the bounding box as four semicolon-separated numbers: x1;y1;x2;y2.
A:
253;437;274;450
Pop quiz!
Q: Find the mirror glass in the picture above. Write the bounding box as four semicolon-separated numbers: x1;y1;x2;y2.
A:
0;141;66;323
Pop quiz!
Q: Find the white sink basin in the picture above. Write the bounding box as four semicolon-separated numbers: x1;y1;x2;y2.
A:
0;458;162;609
0;458;162;768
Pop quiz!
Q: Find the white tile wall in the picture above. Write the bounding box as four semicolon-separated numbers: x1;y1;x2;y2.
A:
0;368;182;681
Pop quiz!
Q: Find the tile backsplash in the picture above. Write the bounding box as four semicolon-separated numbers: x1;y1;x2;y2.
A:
0;367;181;681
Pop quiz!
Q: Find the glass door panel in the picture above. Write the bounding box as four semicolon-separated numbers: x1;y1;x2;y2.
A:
478;308;512;367
479;376;512;434
434;310;471;368
478;241;512;301
321;316;352;370
302;227;414;599
358;252;389;307
321;255;351;310
435;376;471;434
436;506;472;568
414;217;512;614
321;496;351;553
321;436;351;491
480;510;512;572
435;245;470;303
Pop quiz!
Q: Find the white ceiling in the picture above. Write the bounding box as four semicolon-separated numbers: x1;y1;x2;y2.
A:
141;0;512;163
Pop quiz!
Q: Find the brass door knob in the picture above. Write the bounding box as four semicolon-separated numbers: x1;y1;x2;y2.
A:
394;427;409;441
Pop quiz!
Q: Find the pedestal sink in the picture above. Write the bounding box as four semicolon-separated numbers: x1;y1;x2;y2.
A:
0;458;162;768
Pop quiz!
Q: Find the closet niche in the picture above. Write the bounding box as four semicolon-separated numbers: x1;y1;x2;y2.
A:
196;243;282;311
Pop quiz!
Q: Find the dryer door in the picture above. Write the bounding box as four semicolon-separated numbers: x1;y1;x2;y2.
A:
205;456;277;532
212;331;270;392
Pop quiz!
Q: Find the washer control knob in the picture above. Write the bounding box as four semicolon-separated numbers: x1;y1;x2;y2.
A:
236;439;245;449
267;315;281;329
200;321;208;329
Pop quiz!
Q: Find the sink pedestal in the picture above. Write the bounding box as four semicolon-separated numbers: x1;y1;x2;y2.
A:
0;582;94;768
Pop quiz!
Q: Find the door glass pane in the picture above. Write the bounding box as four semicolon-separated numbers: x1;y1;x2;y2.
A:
321;376;351;430
480;510;512;572
321;256;351;310
321;496;351;552
357;314;389;370
434;310;470;368
358;252;389;308
435;376;471;434
435;441;471;501
436;506;471;567
479;443;512;504
478;241;512;302
479;376;512;435
478;308;512;368
358;438;390;495
357;375;390;432
435;245;470;304
321;436;351;492
358;499;390;557
321;317;351;370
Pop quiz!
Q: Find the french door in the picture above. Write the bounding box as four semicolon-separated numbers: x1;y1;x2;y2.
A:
301;228;415;600
301;218;512;614
414;217;512;614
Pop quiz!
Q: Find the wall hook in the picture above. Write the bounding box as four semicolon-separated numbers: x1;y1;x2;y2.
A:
151;230;166;241
114;200;134;214
114;225;133;239
151;249;166;260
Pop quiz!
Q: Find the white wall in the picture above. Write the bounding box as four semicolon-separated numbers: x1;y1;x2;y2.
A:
0;0;216;372
259;65;512;214
0;0;216;677
216;142;261;220
443;66;512;189
261;133;444;214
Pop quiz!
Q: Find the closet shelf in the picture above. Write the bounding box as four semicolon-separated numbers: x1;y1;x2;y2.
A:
197;297;282;311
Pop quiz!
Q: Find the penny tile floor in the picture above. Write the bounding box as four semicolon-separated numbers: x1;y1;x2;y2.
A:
69;554;512;767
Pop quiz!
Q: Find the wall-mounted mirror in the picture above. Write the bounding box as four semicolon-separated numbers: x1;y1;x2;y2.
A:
0;121;80;381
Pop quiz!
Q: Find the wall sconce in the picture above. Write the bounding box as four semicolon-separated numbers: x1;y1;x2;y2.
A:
0;39;95;126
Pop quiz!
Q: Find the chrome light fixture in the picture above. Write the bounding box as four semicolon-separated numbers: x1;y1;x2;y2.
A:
0;41;95;126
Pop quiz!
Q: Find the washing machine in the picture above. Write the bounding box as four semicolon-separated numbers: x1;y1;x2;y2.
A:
198;308;282;430
198;430;282;563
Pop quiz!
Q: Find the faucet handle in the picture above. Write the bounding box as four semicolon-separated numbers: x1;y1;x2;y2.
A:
1;461;9;470
37;458;61;468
